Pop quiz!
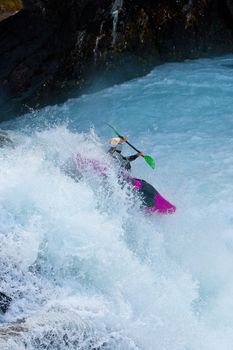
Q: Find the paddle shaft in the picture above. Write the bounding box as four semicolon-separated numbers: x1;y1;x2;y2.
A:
125;140;141;154
115;130;141;153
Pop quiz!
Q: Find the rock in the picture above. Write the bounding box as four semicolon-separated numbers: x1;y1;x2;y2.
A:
0;0;233;120
226;0;233;18
0;291;12;314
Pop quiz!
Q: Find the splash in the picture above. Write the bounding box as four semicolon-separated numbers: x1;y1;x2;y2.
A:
1;55;233;349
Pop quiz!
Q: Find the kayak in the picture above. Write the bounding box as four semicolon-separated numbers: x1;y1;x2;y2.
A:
130;178;176;214
74;153;176;214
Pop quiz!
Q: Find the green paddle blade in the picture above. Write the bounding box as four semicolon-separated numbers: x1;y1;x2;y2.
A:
143;155;155;169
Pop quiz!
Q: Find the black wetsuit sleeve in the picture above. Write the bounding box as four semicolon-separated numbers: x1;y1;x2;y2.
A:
107;147;115;155
124;154;139;162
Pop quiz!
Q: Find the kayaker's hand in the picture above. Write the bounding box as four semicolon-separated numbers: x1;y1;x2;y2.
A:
120;136;127;143
137;151;143;157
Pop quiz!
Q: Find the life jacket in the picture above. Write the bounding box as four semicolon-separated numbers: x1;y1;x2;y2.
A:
110;149;131;171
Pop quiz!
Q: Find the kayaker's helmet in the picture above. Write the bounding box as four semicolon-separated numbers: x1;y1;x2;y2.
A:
109;137;122;153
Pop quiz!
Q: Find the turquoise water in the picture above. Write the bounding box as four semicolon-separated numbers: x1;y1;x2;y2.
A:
1;55;233;349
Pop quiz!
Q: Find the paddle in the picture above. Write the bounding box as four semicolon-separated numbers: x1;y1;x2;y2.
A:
107;124;155;169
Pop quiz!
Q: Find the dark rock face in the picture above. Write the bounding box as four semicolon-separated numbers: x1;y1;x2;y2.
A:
0;291;12;314
0;0;233;120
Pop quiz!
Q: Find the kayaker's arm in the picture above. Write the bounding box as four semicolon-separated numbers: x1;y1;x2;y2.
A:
124;152;143;162
120;137;143;162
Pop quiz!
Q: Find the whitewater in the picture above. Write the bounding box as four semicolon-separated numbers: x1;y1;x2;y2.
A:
0;55;233;350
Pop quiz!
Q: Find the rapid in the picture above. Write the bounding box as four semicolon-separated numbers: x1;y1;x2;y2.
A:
0;55;233;349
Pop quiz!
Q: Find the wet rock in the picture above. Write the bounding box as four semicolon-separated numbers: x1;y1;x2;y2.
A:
226;0;233;18
0;291;12;314
0;0;233;120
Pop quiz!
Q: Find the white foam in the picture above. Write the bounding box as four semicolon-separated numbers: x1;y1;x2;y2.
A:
1;55;233;349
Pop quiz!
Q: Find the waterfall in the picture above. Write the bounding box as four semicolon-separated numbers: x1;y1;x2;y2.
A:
93;22;104;63
111;0;123;45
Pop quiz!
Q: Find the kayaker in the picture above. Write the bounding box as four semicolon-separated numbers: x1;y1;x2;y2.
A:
108;136;142;171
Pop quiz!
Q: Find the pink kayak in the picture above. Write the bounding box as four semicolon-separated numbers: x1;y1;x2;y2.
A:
74;153;176;214
130;178;176;214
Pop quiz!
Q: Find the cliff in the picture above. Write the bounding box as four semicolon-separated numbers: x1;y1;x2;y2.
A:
0;0;233;120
